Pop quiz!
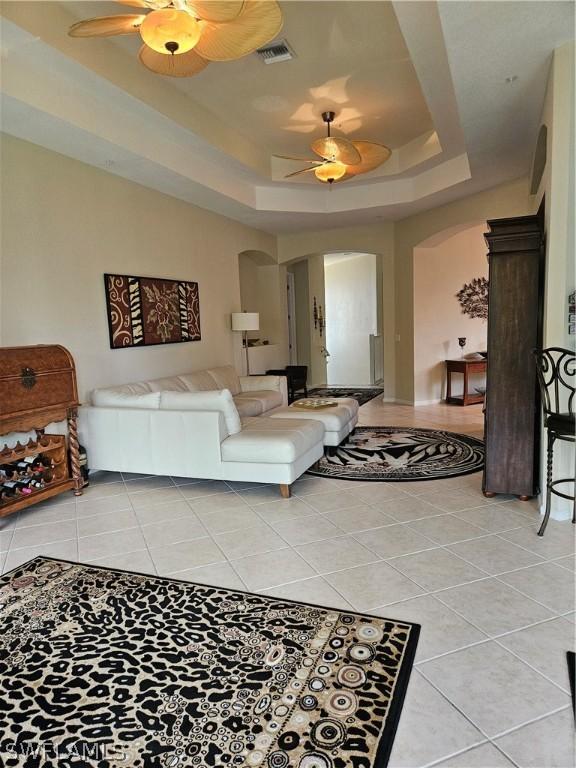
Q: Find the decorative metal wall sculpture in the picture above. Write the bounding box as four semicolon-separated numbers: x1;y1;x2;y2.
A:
104;273;201;349
456;277;489;320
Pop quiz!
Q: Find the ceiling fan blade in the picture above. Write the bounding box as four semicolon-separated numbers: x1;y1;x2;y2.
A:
194;0;282;61
284;166;320;179
68;15;145;37
345;141;392;175
273;155;322;163
138;44;209;76
185;0;244;22
311;136;361;165
115;0;170;8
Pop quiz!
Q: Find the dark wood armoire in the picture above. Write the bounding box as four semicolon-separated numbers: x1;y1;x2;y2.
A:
483;215;545;499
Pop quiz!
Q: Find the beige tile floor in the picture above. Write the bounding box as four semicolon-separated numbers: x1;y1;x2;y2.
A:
0;399;574;767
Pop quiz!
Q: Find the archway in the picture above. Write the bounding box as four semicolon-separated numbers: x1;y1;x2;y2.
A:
324;252;380;386
413;220;488;404
284;249;391;390
236;250;288;375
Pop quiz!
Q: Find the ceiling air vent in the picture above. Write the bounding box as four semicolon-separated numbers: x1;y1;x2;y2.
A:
256;39;295;64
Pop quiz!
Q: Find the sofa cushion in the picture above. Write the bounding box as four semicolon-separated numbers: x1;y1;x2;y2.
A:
92;390;161;409
147;376;189;393
178;371;220;392
159;390;241;435
206;366;241;396
234;390;284;416
233;397;264;418
221;417;324;463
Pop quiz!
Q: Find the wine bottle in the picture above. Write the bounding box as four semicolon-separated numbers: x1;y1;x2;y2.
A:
0;464;19;481
78;444;89;485
1;482;19;497
14;479;33;495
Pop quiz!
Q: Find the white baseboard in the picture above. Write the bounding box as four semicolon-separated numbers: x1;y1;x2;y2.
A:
539;495;573;522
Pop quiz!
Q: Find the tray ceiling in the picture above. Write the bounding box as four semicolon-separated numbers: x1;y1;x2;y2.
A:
0;0;573;232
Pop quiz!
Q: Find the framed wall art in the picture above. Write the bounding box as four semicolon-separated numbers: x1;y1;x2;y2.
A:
104;273;201;349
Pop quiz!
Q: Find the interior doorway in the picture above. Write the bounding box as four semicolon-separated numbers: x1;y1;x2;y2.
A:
324;253;378;386
286;272;298;365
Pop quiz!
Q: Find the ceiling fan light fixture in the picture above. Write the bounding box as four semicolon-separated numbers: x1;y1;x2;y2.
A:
314;161;346;184
140;9;201;54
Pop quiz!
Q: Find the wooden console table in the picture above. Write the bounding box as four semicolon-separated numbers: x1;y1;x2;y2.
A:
445;358;487;406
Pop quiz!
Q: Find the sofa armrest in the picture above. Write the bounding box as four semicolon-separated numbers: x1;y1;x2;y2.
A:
239;375;288;406
78;406;227;477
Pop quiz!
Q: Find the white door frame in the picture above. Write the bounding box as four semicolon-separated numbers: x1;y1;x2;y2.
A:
286;272;298;365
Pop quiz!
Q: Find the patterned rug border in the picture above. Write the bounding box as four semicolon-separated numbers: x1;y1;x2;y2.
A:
307;425;485;482
1;555;421;768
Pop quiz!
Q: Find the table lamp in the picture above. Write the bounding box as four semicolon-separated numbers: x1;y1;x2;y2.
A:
231;312;259;375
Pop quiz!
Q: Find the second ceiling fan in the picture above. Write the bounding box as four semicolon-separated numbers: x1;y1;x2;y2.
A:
275;112;391;184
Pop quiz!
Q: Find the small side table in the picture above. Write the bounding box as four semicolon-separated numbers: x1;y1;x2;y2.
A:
445;358;487;406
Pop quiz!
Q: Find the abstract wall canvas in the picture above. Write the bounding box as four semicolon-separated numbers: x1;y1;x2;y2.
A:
104;273;201;349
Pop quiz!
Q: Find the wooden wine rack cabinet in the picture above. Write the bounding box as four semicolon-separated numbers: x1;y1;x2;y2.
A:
0;435;75;517
0;344;83;519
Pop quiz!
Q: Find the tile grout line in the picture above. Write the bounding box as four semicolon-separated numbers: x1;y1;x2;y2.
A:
486;703;572;745
4;485;572;609
420;739;493;768
492;528;574;561
418;663;569;752
126;478;161;576
176;481;252;591
421;595;574;696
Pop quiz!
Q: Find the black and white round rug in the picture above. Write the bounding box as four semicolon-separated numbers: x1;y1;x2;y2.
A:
307;426;484;482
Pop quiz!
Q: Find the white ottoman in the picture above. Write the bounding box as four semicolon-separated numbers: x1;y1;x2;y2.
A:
269;398;359;449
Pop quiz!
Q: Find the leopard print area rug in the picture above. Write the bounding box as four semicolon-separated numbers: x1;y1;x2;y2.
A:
0;557;419;768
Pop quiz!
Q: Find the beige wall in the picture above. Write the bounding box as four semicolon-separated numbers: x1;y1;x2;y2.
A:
414;224;488;403
278;186;531;403
325;254;378;386
531;41;575;520
238;253;289;361
1;123;566;418
306;254;328;387
287;260;311;375
395;176;531;402
0;134;277;401
532;41;575;347
238;255;260;338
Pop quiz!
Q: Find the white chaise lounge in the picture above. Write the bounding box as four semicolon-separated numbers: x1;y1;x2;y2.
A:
78;366;325;497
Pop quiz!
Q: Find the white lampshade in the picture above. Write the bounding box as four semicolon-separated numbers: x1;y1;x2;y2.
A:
231;312;259;332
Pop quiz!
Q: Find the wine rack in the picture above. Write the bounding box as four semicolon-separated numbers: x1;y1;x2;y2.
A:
1;344;83;520
0;434;75;518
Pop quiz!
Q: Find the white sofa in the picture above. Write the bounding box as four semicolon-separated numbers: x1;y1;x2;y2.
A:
89;365;289;417
79;366;324;496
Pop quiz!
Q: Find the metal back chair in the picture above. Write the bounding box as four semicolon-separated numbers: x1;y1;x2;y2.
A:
533;347;575;535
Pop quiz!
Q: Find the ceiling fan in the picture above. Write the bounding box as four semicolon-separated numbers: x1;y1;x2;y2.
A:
275;111;391;184
68;0;283;78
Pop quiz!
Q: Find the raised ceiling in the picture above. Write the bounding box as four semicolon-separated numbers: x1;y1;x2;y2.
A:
155;2;434;154
0;1;574;232
64;1;434;153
